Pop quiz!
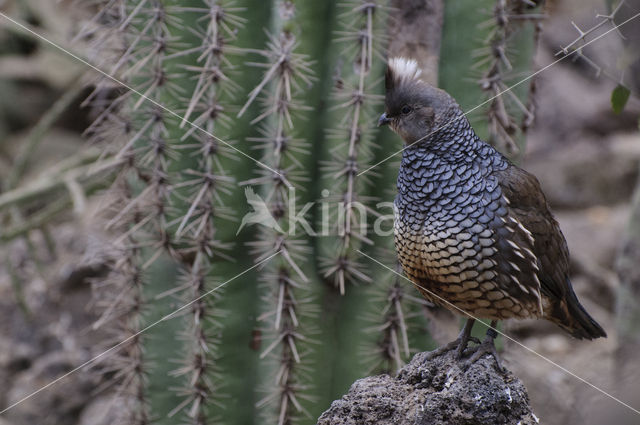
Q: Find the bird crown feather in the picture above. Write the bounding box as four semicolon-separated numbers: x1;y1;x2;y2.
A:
386;57;423;89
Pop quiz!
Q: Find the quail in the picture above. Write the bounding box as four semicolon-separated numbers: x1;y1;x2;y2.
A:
378;57;606;367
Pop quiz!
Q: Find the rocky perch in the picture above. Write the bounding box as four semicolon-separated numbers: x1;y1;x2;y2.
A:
317;350;539;425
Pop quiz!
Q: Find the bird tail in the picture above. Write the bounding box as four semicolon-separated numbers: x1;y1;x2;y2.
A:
548;281;606;340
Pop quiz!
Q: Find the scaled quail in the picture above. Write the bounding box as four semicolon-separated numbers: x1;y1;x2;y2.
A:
378;57;606;366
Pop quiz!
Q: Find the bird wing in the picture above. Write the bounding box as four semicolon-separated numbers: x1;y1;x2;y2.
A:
457;169;543;317
494;165;570;304
396;170;545;319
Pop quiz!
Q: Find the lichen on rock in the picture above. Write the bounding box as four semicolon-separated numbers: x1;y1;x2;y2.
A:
318;350;538;425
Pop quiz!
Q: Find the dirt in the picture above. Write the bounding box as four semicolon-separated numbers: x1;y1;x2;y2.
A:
0;225;109;425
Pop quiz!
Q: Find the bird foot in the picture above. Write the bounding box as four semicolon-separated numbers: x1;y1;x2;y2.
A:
424;332;481;361
424;319;480;361
462;327;505;373
423;336;482;361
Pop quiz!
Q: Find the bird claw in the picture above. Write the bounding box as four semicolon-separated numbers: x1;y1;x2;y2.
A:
424;335;481;361
455;336;481;359
461;332;505;373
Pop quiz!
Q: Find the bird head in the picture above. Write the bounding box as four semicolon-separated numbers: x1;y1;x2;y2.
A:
379;57;461;146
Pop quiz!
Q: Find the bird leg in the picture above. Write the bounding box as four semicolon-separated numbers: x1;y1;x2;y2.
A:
424;318;480;361
462;320;505;372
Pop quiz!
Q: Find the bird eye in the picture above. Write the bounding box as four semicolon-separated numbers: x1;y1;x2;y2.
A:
401;105;412;114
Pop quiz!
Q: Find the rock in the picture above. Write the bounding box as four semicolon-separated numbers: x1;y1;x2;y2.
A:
525;134;640;210
318;349;538;425
78;396;133;425
4;350;96;425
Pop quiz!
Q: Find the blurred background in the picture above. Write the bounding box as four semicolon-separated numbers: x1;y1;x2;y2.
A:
0;0;639;424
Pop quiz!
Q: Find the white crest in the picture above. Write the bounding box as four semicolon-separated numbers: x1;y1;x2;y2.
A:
388;57;423;86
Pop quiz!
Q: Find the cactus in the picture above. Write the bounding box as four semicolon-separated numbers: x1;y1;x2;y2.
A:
474;0;544;156
82;3;151;424
164;3;245;423
361;246;433;374
82;1;242;423
65;0;545;424
237;1;319;423
318;0;387;295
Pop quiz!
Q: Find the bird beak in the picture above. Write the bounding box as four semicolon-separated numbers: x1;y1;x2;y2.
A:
378;112;391;127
